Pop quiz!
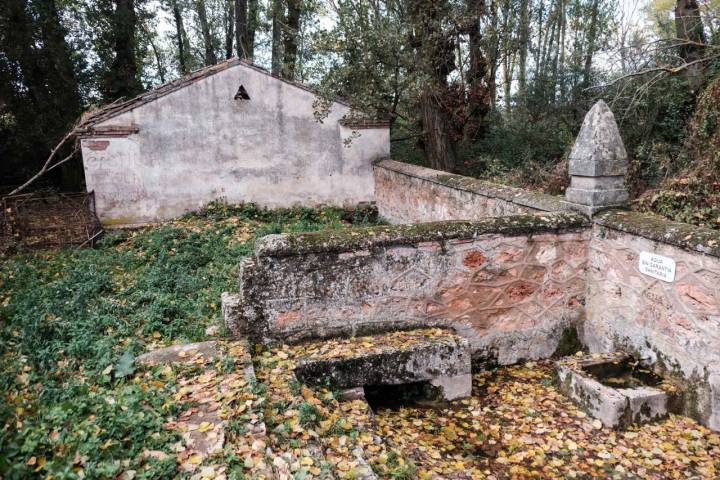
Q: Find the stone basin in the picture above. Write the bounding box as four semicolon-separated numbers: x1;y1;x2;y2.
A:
556;352;681;429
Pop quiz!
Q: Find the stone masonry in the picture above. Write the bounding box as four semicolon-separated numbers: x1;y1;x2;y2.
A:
585;211;720;430
228;213;589;366
564;100;630;216
223;101;720;431
374;159;568;224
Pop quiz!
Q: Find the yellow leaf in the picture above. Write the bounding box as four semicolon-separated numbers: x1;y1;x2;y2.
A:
198;422;214;432
188;454;203;465
300;457;314;466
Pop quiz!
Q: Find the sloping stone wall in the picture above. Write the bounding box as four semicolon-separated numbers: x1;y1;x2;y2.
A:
584;210;720;430
230;212;589;366
373;160;569;224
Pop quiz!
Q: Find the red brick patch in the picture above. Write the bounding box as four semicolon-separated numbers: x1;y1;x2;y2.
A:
275;310;300;327
463;250;487;268
507;282;537;301
87;140;110;151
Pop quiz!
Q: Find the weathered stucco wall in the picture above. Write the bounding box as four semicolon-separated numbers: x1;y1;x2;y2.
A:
230;212;589;366
584;210;720;430
80;61;389;226
373;160;568;224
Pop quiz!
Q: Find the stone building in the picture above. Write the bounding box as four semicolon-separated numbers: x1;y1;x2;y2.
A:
78;58;390;226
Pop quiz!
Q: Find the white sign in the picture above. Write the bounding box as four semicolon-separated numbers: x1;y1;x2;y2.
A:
639;251;676;282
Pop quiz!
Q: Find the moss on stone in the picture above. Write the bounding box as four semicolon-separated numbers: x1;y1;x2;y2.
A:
553;326;583;358
101;216;143;227
255;211;589;257
596;209;720;257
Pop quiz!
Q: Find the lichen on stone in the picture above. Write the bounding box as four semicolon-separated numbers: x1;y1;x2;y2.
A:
255;211;589;257
595;209;720;257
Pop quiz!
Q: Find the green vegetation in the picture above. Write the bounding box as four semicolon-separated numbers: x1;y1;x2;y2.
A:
0;203;369;479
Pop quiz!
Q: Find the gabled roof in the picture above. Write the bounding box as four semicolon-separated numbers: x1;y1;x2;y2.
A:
78;57;355;132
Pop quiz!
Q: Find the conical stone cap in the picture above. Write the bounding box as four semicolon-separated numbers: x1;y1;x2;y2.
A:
568;100;628;177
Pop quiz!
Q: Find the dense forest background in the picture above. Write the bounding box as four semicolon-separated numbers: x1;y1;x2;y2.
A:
2;0;720;227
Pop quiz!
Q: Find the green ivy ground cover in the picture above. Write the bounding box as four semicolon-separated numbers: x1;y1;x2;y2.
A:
0;203;371;479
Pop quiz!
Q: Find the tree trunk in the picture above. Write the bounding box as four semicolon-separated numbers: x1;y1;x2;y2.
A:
142;20;166;83
235;0;247;58
558;0;566;100
675;0;707;93
170;0;189;74
551;0;563;102
225;0;234;59
582;0;599;88
501;0;511;112
517;0;529;105
421;91;457;172
271;0;283;75
282;0;301;80
196;0;217;66
106;0;142;100
247;0;258;58
35;0;84;188
410;0;457;171
37;0;81;116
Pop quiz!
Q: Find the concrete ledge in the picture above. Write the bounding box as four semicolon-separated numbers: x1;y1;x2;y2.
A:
255;211;590;257
595;209;720;258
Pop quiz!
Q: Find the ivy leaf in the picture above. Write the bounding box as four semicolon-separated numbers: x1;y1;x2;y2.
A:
115;351;135;378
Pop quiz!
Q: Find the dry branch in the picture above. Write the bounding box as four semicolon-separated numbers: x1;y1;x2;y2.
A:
6;121;82;197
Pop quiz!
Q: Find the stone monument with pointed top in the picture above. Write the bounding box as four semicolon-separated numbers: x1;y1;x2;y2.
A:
564;100;629;216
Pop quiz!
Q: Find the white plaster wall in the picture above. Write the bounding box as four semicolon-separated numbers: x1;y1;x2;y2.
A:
81;64;390;225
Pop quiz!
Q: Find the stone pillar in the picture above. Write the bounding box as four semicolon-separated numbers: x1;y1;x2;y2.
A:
564;100;629;216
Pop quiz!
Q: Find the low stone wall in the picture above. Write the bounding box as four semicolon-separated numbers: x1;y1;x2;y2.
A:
373;160;568;224
230;212;589;366
584;210;720;430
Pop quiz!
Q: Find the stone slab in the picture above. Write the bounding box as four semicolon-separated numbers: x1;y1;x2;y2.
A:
293;331;472;401
137;340;221;366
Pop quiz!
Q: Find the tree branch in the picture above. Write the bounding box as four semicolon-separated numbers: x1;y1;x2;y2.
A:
6;122;82;197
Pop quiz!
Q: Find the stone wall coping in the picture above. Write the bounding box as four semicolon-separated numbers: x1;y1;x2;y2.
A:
255;211;589;257
374;159;570;213
595;210;720;258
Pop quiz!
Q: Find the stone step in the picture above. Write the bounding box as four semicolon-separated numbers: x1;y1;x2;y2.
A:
293;328;472;401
